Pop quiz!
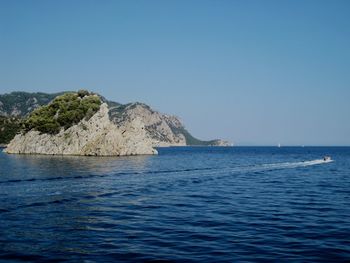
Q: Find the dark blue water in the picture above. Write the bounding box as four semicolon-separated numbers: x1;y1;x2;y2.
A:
0;147;349;262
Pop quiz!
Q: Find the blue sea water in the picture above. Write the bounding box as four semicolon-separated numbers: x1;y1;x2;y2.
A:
0;146;349;262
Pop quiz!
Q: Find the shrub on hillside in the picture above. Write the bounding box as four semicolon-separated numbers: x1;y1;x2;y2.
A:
77;89;90;98
24;92;101;134
0;116;22;144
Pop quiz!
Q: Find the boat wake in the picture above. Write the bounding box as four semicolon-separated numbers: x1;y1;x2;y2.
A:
0;159;333;186
0;158;334;213
199;159;334;177
260;158;333;170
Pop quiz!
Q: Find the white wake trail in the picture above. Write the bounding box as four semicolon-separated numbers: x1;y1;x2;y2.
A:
260;159;333;170
192;159;334;177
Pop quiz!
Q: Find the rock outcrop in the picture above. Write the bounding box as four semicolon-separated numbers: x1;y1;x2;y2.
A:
109;102;232;147
208;139;233;147
5;103;157;156
1;91;232;150
109;103;186;147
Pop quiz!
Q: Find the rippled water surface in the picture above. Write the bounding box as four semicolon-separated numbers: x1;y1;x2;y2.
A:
0;147;350;262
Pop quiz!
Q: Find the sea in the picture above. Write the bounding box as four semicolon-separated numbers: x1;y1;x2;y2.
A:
0;146;349;262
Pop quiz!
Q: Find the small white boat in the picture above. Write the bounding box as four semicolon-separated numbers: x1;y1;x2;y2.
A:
323;156;331;162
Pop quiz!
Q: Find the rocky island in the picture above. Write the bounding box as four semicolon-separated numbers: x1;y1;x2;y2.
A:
1;90;232;156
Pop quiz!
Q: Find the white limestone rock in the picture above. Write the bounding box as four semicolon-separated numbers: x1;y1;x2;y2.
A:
110;103;186;147
5;103;157;156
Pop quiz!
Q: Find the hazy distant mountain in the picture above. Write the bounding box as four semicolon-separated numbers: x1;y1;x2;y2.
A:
0;91;67;117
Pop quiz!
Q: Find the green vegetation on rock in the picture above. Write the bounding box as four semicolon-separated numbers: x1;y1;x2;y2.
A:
0;116;22;144
24;91;101;134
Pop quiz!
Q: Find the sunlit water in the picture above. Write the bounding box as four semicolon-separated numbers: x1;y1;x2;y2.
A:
0;147;349;262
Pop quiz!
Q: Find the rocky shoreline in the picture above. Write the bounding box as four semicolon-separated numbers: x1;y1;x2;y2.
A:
5;103;157;156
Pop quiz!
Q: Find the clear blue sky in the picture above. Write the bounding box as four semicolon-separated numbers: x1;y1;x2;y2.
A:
1;0;349;146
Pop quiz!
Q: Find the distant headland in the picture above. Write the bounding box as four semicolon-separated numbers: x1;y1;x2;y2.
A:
0;90;232;156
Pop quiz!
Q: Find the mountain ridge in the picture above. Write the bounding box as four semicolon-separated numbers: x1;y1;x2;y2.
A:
0;91;232;147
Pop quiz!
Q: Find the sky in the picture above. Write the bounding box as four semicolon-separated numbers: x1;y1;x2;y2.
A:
1;0;349;146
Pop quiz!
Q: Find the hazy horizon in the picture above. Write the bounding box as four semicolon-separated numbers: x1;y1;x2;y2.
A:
1;0;349;146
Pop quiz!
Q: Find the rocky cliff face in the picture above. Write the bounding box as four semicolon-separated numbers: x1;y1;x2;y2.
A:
109;102;232;147
5;103;157;156
109;103;186;147
1;91;232;149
